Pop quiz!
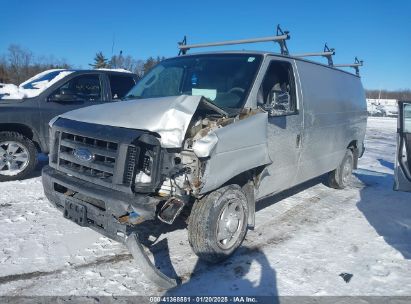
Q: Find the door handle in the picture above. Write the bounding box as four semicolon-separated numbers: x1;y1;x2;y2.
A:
296;133;302;148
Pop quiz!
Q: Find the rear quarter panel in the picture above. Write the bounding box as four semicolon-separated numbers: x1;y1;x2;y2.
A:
295;60;367;183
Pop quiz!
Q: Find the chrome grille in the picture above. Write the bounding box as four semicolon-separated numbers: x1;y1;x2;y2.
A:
123;145;138;185
58;132;118;184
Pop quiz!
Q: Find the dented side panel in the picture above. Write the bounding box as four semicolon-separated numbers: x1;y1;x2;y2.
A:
199;112;271;194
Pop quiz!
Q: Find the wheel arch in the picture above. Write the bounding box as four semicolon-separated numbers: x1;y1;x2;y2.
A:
220;166;265;229
0;123;43;152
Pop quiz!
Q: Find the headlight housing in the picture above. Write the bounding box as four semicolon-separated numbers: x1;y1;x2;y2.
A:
134;150;154;184
132;134;162;193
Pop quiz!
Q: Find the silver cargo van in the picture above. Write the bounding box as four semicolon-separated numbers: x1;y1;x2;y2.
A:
42;31;367;287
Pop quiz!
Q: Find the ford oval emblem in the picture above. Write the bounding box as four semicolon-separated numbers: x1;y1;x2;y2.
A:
73;148;94;162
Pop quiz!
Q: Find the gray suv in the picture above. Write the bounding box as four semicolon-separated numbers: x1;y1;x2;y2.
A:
0;69;138;181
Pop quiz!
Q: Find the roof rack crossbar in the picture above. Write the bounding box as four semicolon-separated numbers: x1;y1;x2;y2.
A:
334;57;363;76
178;36;187;56
177;26;364;76
177;24;290;56
293;43;335;66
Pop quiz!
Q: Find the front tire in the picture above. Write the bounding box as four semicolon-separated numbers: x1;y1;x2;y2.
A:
0;132;37;182
188;185;249;263
327;149;354;189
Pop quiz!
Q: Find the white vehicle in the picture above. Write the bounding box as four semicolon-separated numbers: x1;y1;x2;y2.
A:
368;104;386;117
385;105;399;117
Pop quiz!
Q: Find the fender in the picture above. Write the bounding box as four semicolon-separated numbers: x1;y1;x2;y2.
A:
0;123;46;152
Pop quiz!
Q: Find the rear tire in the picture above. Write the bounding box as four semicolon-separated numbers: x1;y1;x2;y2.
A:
328;149;354;189
188;185;249;263
0;132;37;182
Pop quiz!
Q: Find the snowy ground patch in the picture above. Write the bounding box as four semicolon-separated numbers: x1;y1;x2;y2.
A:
0;117;410;296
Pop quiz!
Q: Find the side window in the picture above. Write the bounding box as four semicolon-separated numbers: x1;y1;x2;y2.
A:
108;75;136;100
404;103;411;133
53;74;102;102
257;61;297;116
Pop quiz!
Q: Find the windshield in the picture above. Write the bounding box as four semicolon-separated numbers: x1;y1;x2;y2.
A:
124;54;262;109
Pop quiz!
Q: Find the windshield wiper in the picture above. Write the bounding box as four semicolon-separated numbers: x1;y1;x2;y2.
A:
122;95;142;101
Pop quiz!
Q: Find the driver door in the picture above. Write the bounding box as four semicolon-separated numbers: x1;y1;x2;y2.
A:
394;101;411;192
255;58;303;199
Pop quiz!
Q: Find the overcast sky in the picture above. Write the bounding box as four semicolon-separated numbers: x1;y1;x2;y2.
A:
1;0;410;90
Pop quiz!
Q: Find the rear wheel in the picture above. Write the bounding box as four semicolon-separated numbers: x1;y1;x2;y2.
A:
328;149;354;189
0;132;37;182
188;185;249;263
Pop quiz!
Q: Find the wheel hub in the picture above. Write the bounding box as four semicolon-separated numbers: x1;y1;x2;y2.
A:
342;158;353;184
0;141;30;176
216;200;245;250
226;214;239;233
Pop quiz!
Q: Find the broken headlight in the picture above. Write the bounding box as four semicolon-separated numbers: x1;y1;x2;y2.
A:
132;134;162;193
134;150;154;184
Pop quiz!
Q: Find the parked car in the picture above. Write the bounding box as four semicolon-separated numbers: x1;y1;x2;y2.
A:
394;101;411;192
385;105;399;117
0;69;138;181
367;104;386;117
43;36;367;288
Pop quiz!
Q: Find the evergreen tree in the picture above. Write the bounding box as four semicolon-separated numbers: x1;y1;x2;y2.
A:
143;56;157;74
89;51;108;68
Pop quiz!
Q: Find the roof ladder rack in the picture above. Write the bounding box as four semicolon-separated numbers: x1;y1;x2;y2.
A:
334;57;364;76
293;43;336;66
178;24;290;56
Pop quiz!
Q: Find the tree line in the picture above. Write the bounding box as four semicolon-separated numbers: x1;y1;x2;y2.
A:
0;44;163;85
89;51;164;79
365;89;411;101
0;45;71;84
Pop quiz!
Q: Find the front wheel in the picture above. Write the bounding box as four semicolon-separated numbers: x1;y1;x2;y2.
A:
327;149;354;189
0;132;37;182
188;185;249;263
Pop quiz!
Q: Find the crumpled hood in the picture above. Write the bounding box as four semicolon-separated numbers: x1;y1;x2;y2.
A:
57;95;203;148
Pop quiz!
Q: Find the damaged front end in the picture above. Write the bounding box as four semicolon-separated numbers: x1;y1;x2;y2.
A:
43;95;271;288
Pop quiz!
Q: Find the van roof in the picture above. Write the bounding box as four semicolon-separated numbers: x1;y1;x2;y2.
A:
170;50;361;78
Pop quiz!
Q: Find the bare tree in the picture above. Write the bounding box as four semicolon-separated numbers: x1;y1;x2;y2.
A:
0;44;72;85
7;44;33;84
0;55;8;83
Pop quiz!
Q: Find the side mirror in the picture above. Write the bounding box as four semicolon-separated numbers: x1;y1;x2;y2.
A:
266;89;291;116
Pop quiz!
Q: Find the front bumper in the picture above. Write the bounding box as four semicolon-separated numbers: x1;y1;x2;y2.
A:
42;165;160;242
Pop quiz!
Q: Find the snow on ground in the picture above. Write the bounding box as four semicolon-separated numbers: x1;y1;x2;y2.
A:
0;117;410;296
